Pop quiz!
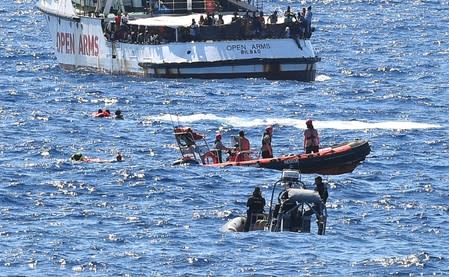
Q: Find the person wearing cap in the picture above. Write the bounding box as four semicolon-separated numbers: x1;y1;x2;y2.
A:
244;187;266;232
261;125;273;158
304;119;320;154
213;133;228;163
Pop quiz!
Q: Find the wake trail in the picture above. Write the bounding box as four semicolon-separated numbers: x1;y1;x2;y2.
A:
149;114;442;130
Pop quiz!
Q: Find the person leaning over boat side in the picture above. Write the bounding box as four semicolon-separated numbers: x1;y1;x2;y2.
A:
314;176;328;204
302;176;328;234
261;125;273;158
213;134;228;163
244;187;266;232
304;119;320;154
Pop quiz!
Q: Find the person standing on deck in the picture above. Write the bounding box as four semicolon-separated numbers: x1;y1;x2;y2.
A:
304;119;320;153
261;125;273;158
213;134;228;163
244;187;266;232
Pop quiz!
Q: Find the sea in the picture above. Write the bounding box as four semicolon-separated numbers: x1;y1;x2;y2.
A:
1;0;448;276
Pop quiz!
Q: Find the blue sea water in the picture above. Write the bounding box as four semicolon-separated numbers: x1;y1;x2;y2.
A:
1;0;449;275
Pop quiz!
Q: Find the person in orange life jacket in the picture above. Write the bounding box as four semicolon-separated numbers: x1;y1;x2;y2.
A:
261;125;273;158
304;119;320;153
213;134;228;163
237;130;250;151
94;109;111;118
237;130;250;161
244;187;266;232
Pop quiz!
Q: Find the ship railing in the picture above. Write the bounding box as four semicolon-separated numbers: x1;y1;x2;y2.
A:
105;20;313;44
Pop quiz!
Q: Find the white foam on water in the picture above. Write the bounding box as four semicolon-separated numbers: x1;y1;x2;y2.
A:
152;114;441;130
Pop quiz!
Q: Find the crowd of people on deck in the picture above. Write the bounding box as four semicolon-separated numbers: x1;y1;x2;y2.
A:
103;5;314;44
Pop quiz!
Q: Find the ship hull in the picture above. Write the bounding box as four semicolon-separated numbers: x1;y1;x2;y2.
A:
38;0;321;81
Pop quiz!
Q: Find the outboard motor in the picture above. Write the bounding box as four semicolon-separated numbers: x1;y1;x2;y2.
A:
281;169;299;183
280;169;305;189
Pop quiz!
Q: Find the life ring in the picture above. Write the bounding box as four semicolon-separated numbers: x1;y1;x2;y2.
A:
201;151;218;165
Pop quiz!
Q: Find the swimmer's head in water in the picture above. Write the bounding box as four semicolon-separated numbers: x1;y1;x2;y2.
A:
71;153;83;161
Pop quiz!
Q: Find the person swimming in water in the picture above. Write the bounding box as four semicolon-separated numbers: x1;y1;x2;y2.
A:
71;153;88;161
71;152;123;163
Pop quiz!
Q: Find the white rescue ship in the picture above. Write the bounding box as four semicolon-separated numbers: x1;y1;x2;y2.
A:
37;0;321;81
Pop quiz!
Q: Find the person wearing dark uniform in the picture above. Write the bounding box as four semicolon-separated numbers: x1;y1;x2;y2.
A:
244;187;266;232
313;176;328;235
314;176;328;204
261;125;273;158
303;119;320;154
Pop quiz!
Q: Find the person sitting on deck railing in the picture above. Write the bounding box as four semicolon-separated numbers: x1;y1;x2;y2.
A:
268;10;278;24
199;15;206;26
284;6;295;26
231;11;241;24
295;11;306;39
216;14;224;26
